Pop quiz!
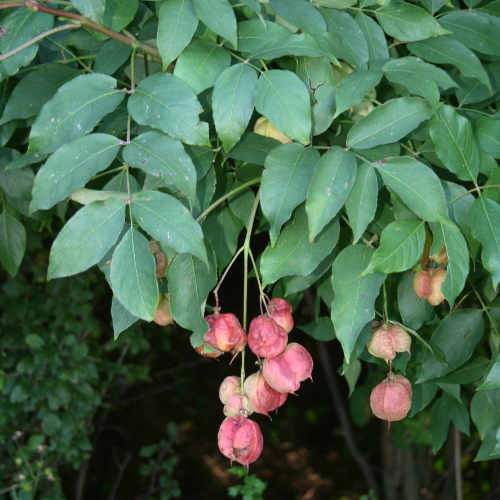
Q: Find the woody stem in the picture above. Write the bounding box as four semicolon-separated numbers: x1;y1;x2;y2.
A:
0;0;161;61
241;193;261;390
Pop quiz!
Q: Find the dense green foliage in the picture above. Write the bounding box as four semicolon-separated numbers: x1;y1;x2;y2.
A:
0;253;165;497
1;0;500;495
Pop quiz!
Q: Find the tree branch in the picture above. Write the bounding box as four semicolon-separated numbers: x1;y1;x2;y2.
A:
0;23;80;61
317;342;380;498
0;0;161;61
454;428;463;500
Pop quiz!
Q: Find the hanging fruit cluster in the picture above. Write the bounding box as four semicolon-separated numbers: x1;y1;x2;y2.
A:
198;298;313;466
368;248;449;424
368;323;413;422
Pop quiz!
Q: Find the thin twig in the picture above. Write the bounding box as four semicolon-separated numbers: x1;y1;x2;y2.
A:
240;193;261;392
470;280;499;337
248;248;268;315
108;452;132;500
0;1;161;61
213;245;245;310
196;177;261;222
0;23;80;61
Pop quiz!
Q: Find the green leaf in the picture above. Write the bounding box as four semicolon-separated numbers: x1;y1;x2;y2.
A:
299;317;335;341
397;271;434;330
477;355;500;391
347;97;431;150
241;0;261;13
0;157;34;203
157;0;198;69
471;389;500;439
355;12;389;63
70;0;105;22
375;156;448;222
365;219;425;274
132;190;207;263
228;132;280;166
48;199;125;279
204;206;242;270
128;73;209;146
110;227;159;321
306;147;357;241
29;74;124;154
0;10;53;79
429;219;469;305
228;181;256;227
0;211;26;277
174;39;231;94
342;359;362;396
296;57;336;135
260;144;320;245
331;245;385;362
260;207;340;286
419;0;448;14
111;297;138;339
440;11;500;56
345;162;378;243
476;116;500;159
454;74;493;107
383;57;456;104
468;197;500;288
435;357;490;385
238;19;324;60
417;309;484;382
443;180;475;242
255;70;312;145
429;105;480;182
102;0;139;31
0;65;80;124
31;134;121;212
167;251;216;344
69;188;129;205
270;0;326;35
408;37;491;90
213;64;258;152
376;1;449;42
316;0;357;6
192;0;237;48
430;394;469;453
123;131;197;207
408;382;438;418
94;40;132;76
334;69;383;118
320;9;369;68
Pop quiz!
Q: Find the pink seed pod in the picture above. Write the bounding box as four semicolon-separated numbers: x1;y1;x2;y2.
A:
428;269;446;306
368;324;411;362
369;374;412;422
247;315;288;358
195;342;223;359
223;394;254;417
262;342;313;394
413;270;432;299
204;312;246;354
244;372;288;416
219;376;241;405
217;416;263;466
268;297;294;333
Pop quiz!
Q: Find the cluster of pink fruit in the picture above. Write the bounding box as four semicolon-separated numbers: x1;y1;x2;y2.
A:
367;323;413;422
413;248;448;306
198;298;313;466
